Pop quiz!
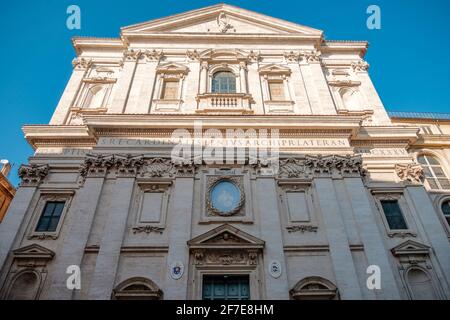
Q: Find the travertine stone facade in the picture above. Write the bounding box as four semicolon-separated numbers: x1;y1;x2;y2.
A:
0;4;449;300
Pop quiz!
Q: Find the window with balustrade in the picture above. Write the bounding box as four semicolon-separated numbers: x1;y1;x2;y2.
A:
211;71;236;93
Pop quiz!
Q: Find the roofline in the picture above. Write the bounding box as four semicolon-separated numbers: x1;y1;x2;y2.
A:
121;3;323;36
388;111;450;122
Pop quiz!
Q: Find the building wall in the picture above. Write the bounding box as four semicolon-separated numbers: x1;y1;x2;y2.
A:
0;4;449;300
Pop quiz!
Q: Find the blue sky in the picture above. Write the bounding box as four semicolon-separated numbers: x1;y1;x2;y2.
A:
1;0;449;186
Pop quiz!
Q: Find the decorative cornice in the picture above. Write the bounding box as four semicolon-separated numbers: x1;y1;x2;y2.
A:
79;154;199;181
395;163;424;185
18;164;49;187
275;155;364;178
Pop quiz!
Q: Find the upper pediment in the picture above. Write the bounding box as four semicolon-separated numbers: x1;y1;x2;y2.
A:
122;4;322;37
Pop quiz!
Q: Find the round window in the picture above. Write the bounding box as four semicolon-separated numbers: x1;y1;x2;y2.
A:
209;180;242;215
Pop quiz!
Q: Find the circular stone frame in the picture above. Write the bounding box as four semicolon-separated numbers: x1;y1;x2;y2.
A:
206;176;245;216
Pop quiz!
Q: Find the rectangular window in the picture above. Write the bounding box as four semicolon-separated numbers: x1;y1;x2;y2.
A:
161;80;179;100
380;200;408;230
268;81;285;101
35;201;65;232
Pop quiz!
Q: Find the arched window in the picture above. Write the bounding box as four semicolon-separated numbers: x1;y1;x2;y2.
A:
112;277;162;300
212;71;236;93
407;268;437;300
7;271;40;300
290;277;339;300
83;84;107;109
417;155;450;190
441;199;450;227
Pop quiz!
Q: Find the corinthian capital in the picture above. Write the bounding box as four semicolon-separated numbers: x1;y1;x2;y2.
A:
283;51;300;63
144;49;164;61
79;154;115;178
300;50;321;64
123;49;143;62
114;154;145;177
18;164;49;186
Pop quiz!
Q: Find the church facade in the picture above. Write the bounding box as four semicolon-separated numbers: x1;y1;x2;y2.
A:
0;4;449;300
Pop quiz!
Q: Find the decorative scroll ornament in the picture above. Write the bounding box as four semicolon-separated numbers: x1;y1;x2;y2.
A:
217;12;234;33
72;57;92;70
284;51;300;63
18;164;49;186
186;49;200;61
300;50;321;63
351;60;370;72
132;225;164;234
395;163;424;185
286;225;318;233
278;158;306;178
192;249;258;266
140;158;173;177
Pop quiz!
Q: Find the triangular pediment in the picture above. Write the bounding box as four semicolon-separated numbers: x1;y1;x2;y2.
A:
259;64;291;75
122;4;322;36
188;224;265;249
391;240;430;257
13;244;55;260
156;62;189;74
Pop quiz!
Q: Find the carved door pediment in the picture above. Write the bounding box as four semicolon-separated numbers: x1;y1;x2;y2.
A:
188;224;264;250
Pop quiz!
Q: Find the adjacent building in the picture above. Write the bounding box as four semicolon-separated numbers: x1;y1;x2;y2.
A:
0;4;449;300
0;160;15;223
